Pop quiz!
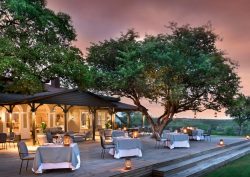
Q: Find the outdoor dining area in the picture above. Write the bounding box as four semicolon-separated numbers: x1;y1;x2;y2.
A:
0;132;246;177
155;127;211;149
1;128;143;175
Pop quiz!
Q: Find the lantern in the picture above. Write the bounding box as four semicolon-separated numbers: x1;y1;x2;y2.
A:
183;128;187;134
123;127;127;131
63;134;71;146
133;131;139;138
218;139;224;146
124;158;132;170
246;135;250;140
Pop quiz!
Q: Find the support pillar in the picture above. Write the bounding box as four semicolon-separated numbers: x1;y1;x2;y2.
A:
89;107;97;141
4;105;15;133
126;112;131;128
108;107;115;129
57;105;73;132
31;111;36;145
28;103;42;145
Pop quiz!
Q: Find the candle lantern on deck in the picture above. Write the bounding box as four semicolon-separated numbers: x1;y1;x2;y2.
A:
133;131;139;138
218;139;224;146
63;134;71;146
124;158;132;170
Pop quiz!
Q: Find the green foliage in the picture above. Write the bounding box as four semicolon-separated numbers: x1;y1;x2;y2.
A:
87;23;240;133
41;121;47;133
116;112;144;128
166;118;250;136
225;94;250;135
0;0;90;94
105;119;112;129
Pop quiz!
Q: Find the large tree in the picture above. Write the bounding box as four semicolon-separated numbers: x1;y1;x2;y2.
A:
0;0;90;94
87;24;240;135
226;94;250;135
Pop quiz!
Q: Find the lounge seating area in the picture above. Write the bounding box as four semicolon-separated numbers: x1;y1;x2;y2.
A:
36;127;92;145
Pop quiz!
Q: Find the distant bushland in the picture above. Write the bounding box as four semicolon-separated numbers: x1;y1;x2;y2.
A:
166;118;250;136
117;114;249;136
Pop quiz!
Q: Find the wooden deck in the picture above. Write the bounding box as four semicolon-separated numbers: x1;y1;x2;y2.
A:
0;135;246;177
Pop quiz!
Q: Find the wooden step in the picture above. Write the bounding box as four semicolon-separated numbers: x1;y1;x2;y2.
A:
152;140;248;169
152;140;250;177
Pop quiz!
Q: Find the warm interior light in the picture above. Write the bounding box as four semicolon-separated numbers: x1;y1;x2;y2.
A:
123;127;127;131
124;158;132;170
246;135;250;140
183;128;187;134
63;134;71;146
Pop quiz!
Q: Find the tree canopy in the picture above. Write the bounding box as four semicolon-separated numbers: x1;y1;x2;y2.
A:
87;24;240;134
0;0;90;94
226;94;250;135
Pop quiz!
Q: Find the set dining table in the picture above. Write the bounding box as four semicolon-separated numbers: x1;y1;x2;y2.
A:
32;143;80;173
108;130;143;159
162;132;190;149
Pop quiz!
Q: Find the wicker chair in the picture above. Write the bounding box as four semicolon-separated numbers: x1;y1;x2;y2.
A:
17;141;35;174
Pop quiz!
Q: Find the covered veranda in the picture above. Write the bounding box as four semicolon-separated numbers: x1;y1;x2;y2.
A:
0;87;137;144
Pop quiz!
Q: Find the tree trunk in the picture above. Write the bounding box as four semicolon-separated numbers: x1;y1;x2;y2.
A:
239;124;243;136
132;96;175;137
138;104;173;136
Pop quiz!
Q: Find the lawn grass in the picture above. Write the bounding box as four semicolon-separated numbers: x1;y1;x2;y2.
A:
203;153;250;177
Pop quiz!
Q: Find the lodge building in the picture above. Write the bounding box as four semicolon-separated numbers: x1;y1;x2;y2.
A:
0;83;137;142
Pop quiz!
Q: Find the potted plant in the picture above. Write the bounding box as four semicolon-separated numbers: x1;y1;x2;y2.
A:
105;119;112;129
37;122;47;145
41;122;47;133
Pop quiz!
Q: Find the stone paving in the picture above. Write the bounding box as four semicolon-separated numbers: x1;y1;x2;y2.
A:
0;135;245;177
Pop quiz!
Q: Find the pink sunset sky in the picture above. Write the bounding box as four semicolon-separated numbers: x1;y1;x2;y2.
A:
47;0;250;119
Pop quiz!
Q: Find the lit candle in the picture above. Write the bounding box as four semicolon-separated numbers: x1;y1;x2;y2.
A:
63;134;71;146
219;139;224;146
124;158;132;170
133;131;139;138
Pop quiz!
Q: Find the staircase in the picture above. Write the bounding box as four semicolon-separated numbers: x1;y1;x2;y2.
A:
152;140;250;177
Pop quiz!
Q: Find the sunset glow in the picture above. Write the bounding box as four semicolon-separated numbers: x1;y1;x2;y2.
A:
47;0;250;118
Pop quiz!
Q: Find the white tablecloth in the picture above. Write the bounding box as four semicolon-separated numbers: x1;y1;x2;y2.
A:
32;143;80;173
109;137;142;159
165;133;190;149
